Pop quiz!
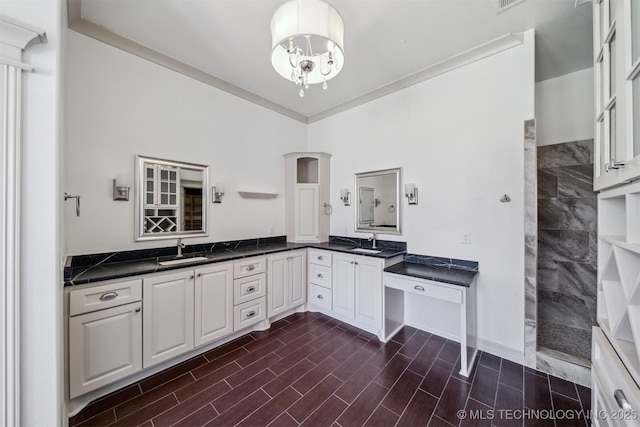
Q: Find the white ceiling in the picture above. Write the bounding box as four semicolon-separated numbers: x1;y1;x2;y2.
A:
72;0;593;122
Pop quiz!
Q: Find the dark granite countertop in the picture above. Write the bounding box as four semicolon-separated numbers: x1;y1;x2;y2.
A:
383;255;479;287
64;236;406;286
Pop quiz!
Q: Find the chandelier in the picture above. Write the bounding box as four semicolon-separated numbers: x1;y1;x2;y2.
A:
270;0;345;97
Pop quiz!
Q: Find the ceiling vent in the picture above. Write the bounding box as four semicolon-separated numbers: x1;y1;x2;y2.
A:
495;0;527;13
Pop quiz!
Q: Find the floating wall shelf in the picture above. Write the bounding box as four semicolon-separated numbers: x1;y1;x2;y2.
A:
237;191;278;199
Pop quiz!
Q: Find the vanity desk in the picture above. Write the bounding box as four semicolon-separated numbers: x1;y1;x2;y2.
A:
383;255;478;377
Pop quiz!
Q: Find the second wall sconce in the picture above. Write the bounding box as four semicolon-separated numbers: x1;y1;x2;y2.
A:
213;182;225;203
405;183;418;205
113;174;130;201
340;188;351;206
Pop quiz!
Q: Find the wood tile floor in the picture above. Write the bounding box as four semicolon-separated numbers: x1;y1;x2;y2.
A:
69;312;591;427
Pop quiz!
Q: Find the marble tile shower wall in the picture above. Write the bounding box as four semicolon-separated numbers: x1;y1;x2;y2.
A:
537;140;597;363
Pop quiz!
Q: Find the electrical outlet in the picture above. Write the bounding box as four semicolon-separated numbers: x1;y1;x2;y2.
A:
462;232;471;244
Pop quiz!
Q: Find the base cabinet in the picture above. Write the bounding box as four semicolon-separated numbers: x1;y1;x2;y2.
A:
267;250;307;317
143;270;195;368
195;263;233;347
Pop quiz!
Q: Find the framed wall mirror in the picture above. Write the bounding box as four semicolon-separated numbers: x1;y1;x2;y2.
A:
135;155;209;241
354;168;401;235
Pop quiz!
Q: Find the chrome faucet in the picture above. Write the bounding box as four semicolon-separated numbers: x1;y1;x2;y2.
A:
176;238;185;257
368;233;378;249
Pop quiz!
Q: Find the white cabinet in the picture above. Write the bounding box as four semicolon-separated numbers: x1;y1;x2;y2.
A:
68;279;143;398
194;262;233;347
284;152;331;243
267;250;307;317
331;252;385;335
143;270;194;368
593;0;640;190
233;257;267;330
308;249;333;310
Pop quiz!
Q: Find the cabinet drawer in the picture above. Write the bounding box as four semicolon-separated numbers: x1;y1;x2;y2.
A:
233;297;266;331
308;249;332;267
234;257;266;279
309;284;332;311
69;279;142;316
308;264;332;289
384;273;462;304
234;273;266;305
592;327;640;425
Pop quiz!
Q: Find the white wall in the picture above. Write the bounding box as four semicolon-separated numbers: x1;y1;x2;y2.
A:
308;31;536;358
2;0;64;425
65;32;307;255
535;68;594;146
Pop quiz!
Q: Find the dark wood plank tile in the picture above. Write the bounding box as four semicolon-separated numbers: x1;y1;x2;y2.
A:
331;336;371;363
434;377;472;425
525;366;548;378
235;338;285;367
428;415;456;426
368;340;403;368
72;409;116;427
110;394;178;427
291;356;341;395
114;373;194;419
212;369;276;414
406;341;439;376
424;333;447;350
499;359;524;391
192;347;249;379
548;375;579;400
174;361;241;402
398;330;429;358
270;344;317;375
226;352;282;387
269;411;300;426
288;374;343;423
478;351;502;371
237;387;302;427
332;347;376;381
420;358;455;399
336;381;389;427
493;383;524;427
300;395;348;427
390;326;418;344
373;353;411;389
396;389;438;427
139;355;207;393
437;340;461;364
246;327;289;349
70;384;141;426
380;369;422;415
469;364;500;408
306;333;351;364
524;370;552;410
551;392;587;427
263;358;316;397
522;407;556;427
364;405;400;427
153;380;231;426
202;335;255;362
335;363;381;404
204;389;271;427
172;404;218;427
460;398;493;427
576;384;591;413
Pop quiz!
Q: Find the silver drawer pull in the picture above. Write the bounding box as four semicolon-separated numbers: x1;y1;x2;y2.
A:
318;256;324;261
135;308;141;313
246;311;256;318
317;273;324;278
246;265;255;271
615;389;633;410
317;295;324;300
414;285;425;292
99;292;118;301
247;286;256;293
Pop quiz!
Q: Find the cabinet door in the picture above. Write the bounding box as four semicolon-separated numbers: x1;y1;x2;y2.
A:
195;263;233;347
295;184;319;241
332;253;355;319
267;253;288;317
143;271;194;368
289;250;307;307
69;302;142;398
355;257;383;330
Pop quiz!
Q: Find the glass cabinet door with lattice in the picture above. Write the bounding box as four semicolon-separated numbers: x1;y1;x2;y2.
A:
594;0;640;191
144;164;180;234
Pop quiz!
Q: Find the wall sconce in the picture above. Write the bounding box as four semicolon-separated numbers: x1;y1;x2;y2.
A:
212;182;225;203
113;174;130;201
340;188;351;206
404;183;418;205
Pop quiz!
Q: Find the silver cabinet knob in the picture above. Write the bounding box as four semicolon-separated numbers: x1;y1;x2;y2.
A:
317;294;324;300
318;256;324;261
246;265;255;271
247;286;256;293
246;311;256;318
317;273;323;278
414;285;425;292
615;389;633;410
135;308;141;313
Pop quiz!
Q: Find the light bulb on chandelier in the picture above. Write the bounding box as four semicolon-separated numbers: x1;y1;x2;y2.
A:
270;0;344;97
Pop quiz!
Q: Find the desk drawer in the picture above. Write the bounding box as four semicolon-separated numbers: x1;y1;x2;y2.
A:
308;250;332;267
70;279;142;316
384;273;462;304
309;284;332;311
234;257;266;279
233;297;266;331
234;273;266;305
308;264;332;289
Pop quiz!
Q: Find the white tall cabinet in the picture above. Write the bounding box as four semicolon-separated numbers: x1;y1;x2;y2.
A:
284;152;331;243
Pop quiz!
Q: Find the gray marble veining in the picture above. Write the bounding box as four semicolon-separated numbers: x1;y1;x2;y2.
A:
537;168;558;199
536;349;591;387
558;164;595;198
525;235;537;277
538;229;590;263
538;321;593;362
538;291;596;330
557;262;597;298
538;197;597;232
525;276;537;321
537;260;559;292
537;140;593;168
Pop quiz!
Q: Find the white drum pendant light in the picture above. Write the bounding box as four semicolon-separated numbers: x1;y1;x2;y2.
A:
270;0;345;97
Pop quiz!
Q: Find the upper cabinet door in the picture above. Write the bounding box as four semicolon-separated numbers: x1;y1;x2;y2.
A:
594;0;640;190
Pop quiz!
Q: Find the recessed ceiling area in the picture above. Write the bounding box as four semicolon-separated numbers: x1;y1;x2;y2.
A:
70;0;593;123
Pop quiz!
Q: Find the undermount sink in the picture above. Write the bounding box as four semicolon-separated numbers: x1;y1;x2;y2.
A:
350;248;382;254
159;256;209;266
